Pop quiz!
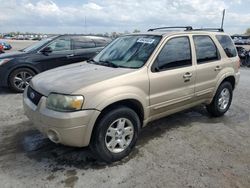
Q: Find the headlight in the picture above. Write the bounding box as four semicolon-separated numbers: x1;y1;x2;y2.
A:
0;58;13;66
46;93;84;112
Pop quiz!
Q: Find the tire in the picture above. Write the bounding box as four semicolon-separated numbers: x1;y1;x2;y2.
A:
90;106;141;163
206;81;233;117
9;68;36;93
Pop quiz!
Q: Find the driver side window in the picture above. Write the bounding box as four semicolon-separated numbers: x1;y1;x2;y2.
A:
47;38;71;52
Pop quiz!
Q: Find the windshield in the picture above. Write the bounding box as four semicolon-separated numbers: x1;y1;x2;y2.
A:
92;35;161;69
22;37;55;52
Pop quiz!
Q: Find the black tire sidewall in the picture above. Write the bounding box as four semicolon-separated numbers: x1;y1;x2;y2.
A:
208;81;233;117
9;68;35;93
91;106;141;162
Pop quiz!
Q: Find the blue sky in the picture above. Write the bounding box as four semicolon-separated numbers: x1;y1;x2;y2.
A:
0;0;249;34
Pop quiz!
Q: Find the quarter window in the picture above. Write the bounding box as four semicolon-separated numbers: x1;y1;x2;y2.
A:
216;35;237;57
193;36;219;64
155;37;192;71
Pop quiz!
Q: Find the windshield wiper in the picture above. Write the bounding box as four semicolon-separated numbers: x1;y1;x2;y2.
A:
99;60;119;68
87;58;99;64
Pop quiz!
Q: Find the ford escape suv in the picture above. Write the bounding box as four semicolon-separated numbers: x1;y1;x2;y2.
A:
23;27;240;162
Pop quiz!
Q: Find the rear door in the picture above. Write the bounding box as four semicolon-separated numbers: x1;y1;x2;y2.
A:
148;36;196;118
192;35;223;99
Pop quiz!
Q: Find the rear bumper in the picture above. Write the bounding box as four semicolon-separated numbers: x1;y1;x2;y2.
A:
23;88;100;147
235;72;240;87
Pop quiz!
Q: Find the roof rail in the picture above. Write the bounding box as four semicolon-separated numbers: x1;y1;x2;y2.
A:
191;28;224;32
148;26;193;32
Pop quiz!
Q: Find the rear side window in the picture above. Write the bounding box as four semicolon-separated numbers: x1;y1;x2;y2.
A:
216;35;237;57
155;37;192;71
73;37;95;49
193;36;219;64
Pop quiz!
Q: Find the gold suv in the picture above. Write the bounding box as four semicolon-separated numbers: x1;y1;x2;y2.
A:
23;27;240;162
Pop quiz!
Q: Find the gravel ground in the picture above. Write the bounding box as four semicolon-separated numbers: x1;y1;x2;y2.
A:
0;41;250;188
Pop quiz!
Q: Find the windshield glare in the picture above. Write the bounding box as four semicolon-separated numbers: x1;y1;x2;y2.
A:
22;37;54;52
93;35;161;69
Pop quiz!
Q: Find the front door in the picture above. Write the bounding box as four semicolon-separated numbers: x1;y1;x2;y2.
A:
148;36;196;119
36;36;74;71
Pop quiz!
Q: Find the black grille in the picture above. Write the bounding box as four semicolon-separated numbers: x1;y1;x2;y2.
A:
27;86;43;106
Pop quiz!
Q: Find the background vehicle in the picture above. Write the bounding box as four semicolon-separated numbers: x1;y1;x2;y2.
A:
0;44;4;54
24;27;240;162
0;35;111;92
0;41;12;50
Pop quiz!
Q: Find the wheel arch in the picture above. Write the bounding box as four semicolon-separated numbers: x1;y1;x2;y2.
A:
8;65;40;84
96;99;144;127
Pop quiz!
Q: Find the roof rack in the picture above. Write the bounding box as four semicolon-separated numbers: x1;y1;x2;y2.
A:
148;26;193;32
147;27;224;32
191;28;224;32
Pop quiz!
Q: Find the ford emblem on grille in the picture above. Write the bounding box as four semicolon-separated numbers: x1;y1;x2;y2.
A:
30;92;35;99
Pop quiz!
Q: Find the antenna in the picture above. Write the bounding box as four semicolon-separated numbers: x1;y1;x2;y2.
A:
84;16;87;34
221;9;225;31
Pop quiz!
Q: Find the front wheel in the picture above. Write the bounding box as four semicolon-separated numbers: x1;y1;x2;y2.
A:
9;68;36;93
206;81;233;117
90;106;141;163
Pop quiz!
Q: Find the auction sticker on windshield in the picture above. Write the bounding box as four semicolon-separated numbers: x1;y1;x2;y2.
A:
137;38;155;44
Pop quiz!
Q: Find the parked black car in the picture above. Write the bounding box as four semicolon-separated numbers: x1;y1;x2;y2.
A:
0;35;111;92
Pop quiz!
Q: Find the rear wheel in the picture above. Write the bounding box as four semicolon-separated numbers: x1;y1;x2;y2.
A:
206;81;233;117
90;106;141;163
9;68;36;93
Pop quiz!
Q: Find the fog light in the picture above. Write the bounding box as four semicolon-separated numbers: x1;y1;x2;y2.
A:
47;130;60;143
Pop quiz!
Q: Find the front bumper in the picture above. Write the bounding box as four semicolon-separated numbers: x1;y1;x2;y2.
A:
23;88;100;147
0;66;8;87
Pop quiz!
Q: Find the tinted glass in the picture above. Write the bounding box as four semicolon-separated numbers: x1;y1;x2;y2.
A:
193;36;219;64
156;37;191;70
47;37;71;51
216;35;237;57
73;37;95;49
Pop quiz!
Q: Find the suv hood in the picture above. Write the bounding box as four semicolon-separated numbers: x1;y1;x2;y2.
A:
30;62;135;96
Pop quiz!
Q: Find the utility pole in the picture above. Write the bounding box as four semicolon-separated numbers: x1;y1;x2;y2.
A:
84;16;87;34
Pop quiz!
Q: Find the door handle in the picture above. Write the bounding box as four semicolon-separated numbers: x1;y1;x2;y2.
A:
183;72;193;79
66;54;74;58
214;66;222;71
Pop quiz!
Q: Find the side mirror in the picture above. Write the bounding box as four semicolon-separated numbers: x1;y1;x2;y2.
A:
41;46;52;54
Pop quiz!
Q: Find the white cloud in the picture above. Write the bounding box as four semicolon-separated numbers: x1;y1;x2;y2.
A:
83;2;103;10
0;0;249;34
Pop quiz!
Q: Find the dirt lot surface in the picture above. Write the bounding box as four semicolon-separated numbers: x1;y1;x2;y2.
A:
0;40;250;188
